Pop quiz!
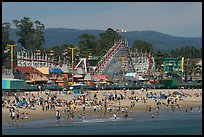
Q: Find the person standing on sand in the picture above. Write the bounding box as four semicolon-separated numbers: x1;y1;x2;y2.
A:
56;110;61;126
15;110;20;126
42;103;44;111
149;105;152;112
141;87;144;92
21;112;25;121
9;107;13;119
11;110;16;122
93;105;97;112
25;113;28;121
16;110;20;121
83;103;86;112
121;107;125;113
56;110;61;121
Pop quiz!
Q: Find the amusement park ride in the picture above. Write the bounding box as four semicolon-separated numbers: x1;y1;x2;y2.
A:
91;39;155;80
16;39;156;81
5;39;201;91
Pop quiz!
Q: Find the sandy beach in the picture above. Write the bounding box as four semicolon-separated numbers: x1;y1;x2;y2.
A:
2;88;202;122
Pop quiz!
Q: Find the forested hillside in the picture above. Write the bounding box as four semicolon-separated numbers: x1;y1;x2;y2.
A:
9;28;202;52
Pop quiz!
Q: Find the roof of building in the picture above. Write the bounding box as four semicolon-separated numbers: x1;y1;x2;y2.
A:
36;67;49;75
15;66;44;75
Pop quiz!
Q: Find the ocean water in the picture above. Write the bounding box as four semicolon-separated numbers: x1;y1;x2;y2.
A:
2;108;202;135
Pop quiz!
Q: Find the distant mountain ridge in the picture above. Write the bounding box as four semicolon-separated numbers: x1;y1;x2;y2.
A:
9;28;202;52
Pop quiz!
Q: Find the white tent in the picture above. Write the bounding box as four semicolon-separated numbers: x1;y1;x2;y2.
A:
125;72;145;81
125;72;137;81
84;73;94;81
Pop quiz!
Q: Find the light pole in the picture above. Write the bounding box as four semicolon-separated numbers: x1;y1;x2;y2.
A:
7;44;16;74
187;58;190;81
181;57;185;81
48;50;55;85
69;48;75;85
121;56;125;80
36;50;41;94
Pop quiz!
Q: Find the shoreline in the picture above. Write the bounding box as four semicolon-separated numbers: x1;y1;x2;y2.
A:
2;89;202;123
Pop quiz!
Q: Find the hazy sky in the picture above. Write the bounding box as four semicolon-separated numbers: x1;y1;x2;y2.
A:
2;2;202;37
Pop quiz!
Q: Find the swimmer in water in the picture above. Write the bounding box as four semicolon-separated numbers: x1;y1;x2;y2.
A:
124;112;128;118
79;114;82;120
190;107;193;112
151;114;155;118
198;106;201;112
114;113;117;119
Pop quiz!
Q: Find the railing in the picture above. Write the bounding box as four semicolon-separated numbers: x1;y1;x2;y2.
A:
93;39;123;74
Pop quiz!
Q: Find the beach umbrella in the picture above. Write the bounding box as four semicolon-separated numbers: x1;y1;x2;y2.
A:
18;100;28;107
173;91;182;96
69;87;73;90
159;94;167;99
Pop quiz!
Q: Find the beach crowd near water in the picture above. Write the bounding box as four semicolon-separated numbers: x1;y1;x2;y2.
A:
2;87;202;127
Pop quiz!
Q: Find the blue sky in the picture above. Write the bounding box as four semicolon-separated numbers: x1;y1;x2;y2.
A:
2;2;202;37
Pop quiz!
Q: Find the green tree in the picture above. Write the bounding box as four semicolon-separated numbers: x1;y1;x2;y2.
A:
190;46;201;58
78;33;97;58
49;43;76;63
183;46;192;59
132;40;154;54
169;45;202;59
33;20;45;50
2;22;15;65
170;48;180;58
13;17;45;51
176;45;200;59
97;28;122;56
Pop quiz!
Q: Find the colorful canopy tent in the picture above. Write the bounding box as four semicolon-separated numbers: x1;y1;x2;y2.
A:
18;100;28;107
159;94;167;99
49;68;63;74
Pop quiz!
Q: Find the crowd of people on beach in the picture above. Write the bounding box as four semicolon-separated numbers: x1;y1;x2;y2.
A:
2;88;202;126
6;106;29;126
